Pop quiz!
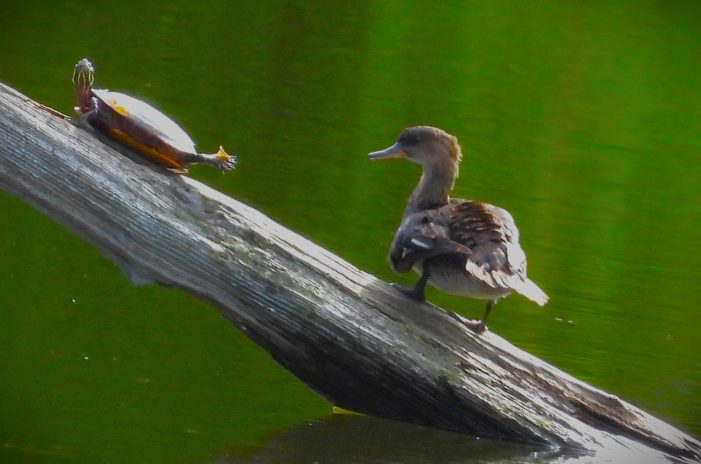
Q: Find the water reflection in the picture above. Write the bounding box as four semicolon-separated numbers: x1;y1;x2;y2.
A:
212;415;570;464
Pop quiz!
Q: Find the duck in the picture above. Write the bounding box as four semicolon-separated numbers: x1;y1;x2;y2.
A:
369;126;548;333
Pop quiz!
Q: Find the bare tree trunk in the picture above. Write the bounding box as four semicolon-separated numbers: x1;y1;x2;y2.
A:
0;83;698;462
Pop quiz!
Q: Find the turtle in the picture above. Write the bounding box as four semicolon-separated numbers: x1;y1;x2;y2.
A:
72;58;236;174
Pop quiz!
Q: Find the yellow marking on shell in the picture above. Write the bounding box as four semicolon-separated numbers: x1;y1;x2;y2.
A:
107;98;131;116
114;105;130;116
215;145;230;161
108;128;184;171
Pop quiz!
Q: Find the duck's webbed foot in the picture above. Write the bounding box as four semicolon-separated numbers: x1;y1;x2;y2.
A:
447;312;487;333
446;300;497;334
391;266;430;302
391;282;426;302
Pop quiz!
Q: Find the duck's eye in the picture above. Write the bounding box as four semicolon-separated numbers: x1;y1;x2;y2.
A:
399;133;422;146
421;216;430;224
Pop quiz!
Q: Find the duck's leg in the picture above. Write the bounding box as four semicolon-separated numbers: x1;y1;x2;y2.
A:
449;299;496;334
475;300;497;333
392;266;430;302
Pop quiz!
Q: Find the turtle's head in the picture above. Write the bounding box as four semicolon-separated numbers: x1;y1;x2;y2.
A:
72;58;94;113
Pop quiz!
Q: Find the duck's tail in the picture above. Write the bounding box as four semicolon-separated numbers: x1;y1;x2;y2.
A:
515;278;549;306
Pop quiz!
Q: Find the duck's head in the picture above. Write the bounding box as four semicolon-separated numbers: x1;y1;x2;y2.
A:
368;126;462;169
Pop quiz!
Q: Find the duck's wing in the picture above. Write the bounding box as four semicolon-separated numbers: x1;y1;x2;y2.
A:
446;200;522;274
389;211;471;273
447;200;548;305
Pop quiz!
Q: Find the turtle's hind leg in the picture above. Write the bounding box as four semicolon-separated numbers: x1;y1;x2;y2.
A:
196;146;237;171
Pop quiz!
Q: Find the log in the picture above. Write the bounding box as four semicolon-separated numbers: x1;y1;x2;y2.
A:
0;82;698;463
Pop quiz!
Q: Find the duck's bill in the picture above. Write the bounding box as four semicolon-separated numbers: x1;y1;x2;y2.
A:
368;143;406;160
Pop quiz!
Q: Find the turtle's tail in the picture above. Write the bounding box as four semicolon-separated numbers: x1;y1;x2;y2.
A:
200;146;237;172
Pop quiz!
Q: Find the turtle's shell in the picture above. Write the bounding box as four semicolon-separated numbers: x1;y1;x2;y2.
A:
92;89;197;169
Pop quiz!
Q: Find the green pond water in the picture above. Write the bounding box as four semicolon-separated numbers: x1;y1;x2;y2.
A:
1;1;700;462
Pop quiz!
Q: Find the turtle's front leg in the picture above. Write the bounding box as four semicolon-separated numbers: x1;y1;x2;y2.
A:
74;96;99;129
78;96;99;127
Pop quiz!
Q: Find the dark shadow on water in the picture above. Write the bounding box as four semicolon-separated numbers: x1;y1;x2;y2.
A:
208;414;585;464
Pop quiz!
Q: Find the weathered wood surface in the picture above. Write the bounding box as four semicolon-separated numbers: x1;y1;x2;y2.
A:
0;82;698;462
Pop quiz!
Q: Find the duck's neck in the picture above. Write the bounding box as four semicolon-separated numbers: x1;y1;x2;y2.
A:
404;161;459;216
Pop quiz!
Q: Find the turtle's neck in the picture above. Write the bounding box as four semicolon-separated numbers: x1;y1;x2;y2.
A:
403;159;459;216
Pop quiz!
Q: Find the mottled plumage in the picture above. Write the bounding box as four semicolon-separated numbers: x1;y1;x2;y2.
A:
369;126;548;332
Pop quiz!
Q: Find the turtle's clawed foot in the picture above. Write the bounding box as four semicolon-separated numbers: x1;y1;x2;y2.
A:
218;156;237;171
78;111;91;128
390;282;426;302
200;146;237;172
